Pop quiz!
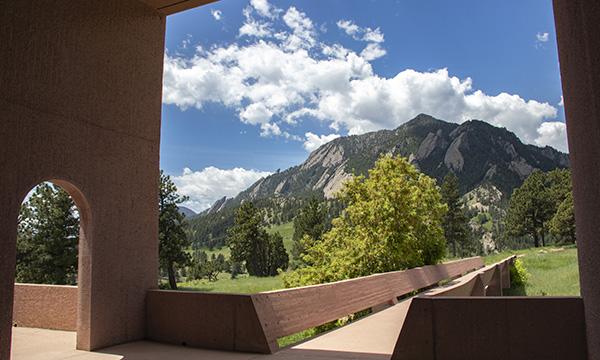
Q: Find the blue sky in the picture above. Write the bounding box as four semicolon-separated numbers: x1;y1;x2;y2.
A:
161;0;565;212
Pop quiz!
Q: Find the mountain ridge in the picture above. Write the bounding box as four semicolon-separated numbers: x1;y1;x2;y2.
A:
187;114;569;248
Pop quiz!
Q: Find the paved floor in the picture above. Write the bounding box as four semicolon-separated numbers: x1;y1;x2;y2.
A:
11;299;411;360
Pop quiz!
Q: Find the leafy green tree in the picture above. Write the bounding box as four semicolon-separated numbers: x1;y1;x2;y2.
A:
227;201;289;276
284;155;447;287
291;197;326;268
550;191;576;244
505;169;572;248
16;183;79;285
440;173;475;257
159;170;191;290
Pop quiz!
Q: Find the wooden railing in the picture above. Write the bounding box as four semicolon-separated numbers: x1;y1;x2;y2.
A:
146;256;484;353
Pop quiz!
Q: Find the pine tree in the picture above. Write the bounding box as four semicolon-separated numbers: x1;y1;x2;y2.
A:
292;197;326;268
159;170;191;290
440;173;474;257
227;201;288;276
16;183;79;285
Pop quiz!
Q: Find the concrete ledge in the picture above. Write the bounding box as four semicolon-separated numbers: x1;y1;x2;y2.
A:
146;257;484;354
13;283;77;331
392;296;587;360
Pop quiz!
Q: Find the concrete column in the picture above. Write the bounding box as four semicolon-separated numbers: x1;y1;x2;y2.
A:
554;1;600;358
0;0;165;357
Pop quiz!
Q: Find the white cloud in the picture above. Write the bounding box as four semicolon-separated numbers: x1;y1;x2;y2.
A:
163;2;566;151
536;32;549;42
535;121;568;152
283;7;316;50
304;132;341;152
558;95;564;107
250;0;277;18
337;20;384;43
337;20;360;37
211;10;222;21
173;167;271;212
361;43;386;61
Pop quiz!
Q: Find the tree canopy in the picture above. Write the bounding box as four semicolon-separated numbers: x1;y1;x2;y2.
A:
505;169;573;247
291;197;327;268
284;155;447;287
440;173;479;257
16;183;79;285
159;170;191;289
227;201;288;277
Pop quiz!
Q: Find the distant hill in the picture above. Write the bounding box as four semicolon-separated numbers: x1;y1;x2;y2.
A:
178;206;197;219
187;114;569;249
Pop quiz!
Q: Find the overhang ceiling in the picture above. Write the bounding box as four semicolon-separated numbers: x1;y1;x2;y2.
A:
141;0;219;15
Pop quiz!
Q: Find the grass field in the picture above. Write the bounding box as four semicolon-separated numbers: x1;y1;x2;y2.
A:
178;272;284;293
485;245;579;296
180;245;580;296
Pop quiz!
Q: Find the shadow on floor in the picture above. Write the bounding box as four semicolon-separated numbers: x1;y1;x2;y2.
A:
97;341;391;360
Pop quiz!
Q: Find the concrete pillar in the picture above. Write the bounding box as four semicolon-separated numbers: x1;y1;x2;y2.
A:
554;1;600;358
0;1;165;358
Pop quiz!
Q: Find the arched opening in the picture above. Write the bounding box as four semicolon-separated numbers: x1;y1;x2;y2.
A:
11;179;91;351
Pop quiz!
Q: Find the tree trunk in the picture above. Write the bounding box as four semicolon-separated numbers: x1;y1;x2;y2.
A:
541;227;546;247
533;232;540;247
167;262;178;290
452;239;457;258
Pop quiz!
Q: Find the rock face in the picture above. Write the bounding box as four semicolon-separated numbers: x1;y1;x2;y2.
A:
188;114;569;248
234;114;568;199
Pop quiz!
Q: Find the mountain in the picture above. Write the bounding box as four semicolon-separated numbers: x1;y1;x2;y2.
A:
188;114;569;249
178;206;198;219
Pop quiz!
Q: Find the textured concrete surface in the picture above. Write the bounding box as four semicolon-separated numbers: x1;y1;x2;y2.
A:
392;297;587;360
13;284;77;331
554;1;600;358
145;257;483;354
0;0;165;357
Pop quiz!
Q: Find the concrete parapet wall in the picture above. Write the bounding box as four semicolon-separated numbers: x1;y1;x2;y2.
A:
13;284;77;331
146;257;484;354
392;296;587;360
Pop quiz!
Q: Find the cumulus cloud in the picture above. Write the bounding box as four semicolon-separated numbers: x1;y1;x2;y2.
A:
535;121;568;152
211;10;222;21
558;96;564;107
250;0;278;18
536;32;549;42
173;167;271;212
360;43;386;61
163;1;566;152
337;20;384;43
304;133;341;152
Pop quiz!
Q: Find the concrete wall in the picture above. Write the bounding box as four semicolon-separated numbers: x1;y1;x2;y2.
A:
13;284;77;331
0;0;165;357
554;1;600;358
393;297;587;360
146;257;484;354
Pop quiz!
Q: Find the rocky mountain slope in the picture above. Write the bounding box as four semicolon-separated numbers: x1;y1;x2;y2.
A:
188;114;569;248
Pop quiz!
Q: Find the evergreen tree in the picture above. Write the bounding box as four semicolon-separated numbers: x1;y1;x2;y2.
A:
227;201;289;276
440;173;475;257
159;170;191;290
550;191;576;243
16;183;79;285
292;197;326;268
284;155;447;287
505;169;573;248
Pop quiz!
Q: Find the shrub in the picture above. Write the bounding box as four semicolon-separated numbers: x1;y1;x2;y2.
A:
510;258;529;287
